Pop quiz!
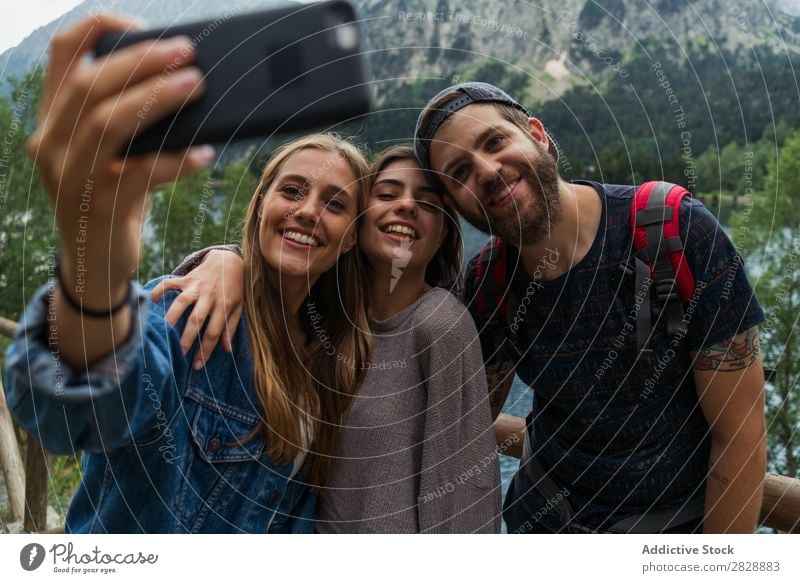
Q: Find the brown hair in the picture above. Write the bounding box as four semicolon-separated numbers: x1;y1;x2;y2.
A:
368;144;463;293
241;134;372;489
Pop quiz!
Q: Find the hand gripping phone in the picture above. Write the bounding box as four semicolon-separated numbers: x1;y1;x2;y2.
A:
94;0;371;155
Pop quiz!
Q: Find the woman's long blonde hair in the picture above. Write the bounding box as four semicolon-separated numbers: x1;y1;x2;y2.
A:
241;134;372;489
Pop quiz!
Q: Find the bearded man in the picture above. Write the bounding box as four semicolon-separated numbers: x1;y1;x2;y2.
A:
414;82;766;533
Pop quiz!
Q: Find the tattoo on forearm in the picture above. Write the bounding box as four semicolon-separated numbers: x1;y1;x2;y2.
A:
710;470;730;485
694;327;760;372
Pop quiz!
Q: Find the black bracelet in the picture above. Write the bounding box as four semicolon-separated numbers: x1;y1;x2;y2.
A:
55;258;132;318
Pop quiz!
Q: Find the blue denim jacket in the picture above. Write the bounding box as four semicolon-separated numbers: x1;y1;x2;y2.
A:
4;277;316;533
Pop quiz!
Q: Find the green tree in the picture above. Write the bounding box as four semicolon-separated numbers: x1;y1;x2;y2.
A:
138;159;258;282
0;68;53;323
218;159;258;244
734;129;800;478
139;168;215;282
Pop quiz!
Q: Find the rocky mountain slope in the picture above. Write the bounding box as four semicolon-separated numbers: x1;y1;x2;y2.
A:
3;0;798;99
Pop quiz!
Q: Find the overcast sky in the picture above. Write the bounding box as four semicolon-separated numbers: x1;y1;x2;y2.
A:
0;0;84;53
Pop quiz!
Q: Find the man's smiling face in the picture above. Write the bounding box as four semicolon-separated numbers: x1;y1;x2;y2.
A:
428;104;562;246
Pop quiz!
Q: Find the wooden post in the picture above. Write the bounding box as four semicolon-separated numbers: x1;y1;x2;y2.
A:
761;473;800;533
0;317;16;339
0;374;25;522
23;436;49;533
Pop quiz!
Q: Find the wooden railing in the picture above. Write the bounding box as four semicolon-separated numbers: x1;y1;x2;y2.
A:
1;316;798;532
1;316;54;532
0;317;15;339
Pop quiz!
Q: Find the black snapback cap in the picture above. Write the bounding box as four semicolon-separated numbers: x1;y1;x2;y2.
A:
414;81;559;171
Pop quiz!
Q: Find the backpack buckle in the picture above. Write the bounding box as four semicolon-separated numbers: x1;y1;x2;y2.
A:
654;278;679;302
611;257;635;291
618;257;635;279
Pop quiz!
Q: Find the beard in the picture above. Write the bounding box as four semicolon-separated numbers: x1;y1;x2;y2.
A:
460;140;562;247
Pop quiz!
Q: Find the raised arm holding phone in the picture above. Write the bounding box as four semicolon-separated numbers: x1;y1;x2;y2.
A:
32;15;210;368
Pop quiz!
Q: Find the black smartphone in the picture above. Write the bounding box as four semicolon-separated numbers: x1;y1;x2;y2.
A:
94;0;370;155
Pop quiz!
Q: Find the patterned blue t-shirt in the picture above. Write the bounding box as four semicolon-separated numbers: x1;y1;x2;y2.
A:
463;181;765;531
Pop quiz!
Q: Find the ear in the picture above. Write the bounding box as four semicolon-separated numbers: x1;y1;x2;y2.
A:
527;117;550;149
443;193;456;209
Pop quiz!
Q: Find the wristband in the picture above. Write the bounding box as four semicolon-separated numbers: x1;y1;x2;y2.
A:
55;258;131;318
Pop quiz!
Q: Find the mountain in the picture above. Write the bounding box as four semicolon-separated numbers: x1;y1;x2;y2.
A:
356;0;800;99
2;0;799;186
4;0;799;89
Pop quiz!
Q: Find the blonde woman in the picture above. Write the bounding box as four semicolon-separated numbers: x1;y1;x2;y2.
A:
4;16;371;533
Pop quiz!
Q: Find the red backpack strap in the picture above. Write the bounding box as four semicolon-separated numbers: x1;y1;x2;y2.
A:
475;236;508;325
631;181;694;349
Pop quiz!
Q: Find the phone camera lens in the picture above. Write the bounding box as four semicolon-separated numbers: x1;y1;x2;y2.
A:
334;23;358;51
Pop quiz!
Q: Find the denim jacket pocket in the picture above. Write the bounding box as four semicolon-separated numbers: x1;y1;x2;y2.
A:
189;401;264;463
177;390;268;532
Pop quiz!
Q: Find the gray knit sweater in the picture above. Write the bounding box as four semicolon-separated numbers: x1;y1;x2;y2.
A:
316;288;501;533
